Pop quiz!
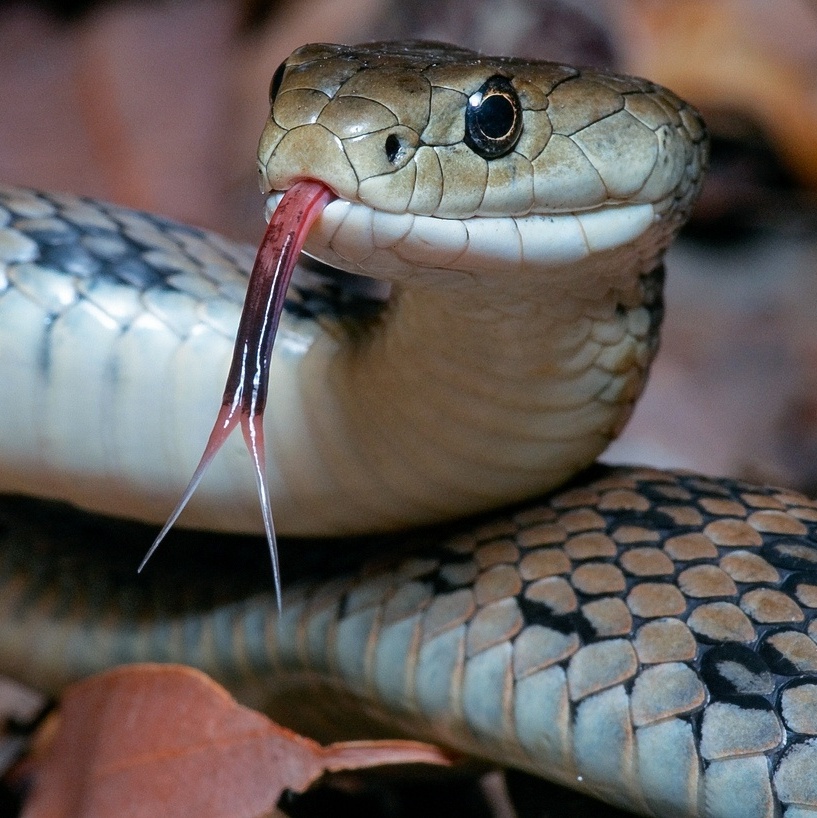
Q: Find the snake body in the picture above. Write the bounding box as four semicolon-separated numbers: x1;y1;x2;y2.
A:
1;42;815;817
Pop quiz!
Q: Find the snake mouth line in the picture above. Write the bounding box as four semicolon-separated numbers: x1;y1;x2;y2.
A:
263;190;659;279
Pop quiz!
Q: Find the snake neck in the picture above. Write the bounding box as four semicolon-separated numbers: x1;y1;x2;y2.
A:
283;231;665;535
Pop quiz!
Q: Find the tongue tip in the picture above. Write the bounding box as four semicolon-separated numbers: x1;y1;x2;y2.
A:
148;179;336;595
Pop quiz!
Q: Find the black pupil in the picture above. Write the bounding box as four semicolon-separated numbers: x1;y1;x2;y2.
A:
477;93;515;139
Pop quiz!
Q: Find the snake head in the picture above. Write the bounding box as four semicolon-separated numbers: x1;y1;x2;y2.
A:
256;41;708;286
145;42;709;602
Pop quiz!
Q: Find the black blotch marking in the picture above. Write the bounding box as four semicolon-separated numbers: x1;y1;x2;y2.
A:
777;676;817;731
782;571;817;603
269;60;287;104
19;222;80;247
284;256;387;324
683;477;733;499
603;507;680;532
701;643;773;699
763;539;817;571
429;551;475;594
107;257;166;290
640;263;665;339
714;693;777;713
759;630;811;677
38;243;101;278
517;594;578;636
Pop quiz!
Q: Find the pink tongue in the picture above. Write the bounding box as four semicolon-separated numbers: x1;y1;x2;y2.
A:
139;180;336;608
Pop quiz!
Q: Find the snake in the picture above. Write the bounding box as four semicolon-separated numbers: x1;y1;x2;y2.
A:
1;40;816;818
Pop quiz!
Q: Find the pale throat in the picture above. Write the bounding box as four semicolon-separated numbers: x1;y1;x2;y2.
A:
341;220;668;404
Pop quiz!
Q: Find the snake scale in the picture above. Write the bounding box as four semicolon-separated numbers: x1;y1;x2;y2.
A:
1;41;816;817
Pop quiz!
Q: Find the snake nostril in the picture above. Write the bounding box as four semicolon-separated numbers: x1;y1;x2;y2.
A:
384;134;402;164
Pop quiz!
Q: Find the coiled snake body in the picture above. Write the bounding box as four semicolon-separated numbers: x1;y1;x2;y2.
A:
0;42;815;817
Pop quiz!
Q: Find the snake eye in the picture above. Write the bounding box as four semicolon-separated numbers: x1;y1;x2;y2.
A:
464;75;522;159
269;60;287;105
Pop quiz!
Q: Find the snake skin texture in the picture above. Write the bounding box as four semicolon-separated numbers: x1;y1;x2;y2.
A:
264;467;817;818
2;41;811;818
2;466;817;817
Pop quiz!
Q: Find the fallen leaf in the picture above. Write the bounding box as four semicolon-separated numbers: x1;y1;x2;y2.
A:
22;663;455;818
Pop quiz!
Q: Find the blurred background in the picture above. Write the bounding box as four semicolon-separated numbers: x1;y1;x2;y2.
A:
1;0;817;814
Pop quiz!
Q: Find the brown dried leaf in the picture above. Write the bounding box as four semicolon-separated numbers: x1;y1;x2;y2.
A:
22;663;454;818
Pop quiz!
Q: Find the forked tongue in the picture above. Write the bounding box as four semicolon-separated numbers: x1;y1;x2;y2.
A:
139;180;336;609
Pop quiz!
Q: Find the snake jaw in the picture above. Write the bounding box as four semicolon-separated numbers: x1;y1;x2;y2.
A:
140;180;336;607
264;190;660;290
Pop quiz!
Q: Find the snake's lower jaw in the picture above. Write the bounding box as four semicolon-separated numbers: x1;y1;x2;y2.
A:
265;191;665;290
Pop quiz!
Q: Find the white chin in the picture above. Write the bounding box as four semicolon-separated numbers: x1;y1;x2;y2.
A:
265;192;656;281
